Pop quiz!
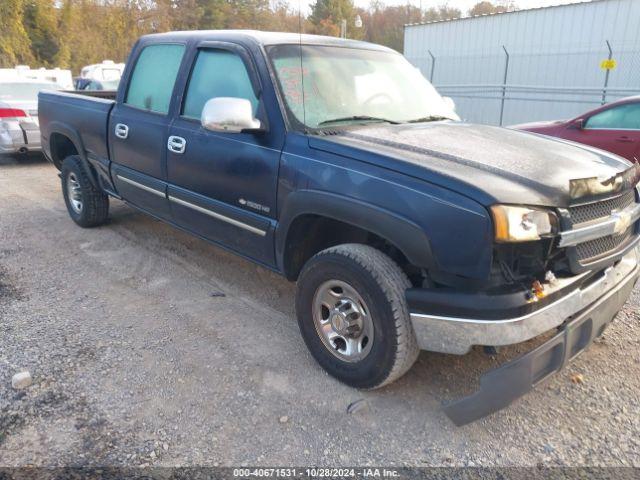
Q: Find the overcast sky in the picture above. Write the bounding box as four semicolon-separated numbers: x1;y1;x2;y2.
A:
324;0;588;13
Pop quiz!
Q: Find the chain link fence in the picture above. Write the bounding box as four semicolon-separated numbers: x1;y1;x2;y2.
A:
410;40;640;126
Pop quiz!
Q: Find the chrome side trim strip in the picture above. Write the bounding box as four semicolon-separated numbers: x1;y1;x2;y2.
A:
559;203;640;247
116;175;166;198
168;195;267;237
409;246;639;354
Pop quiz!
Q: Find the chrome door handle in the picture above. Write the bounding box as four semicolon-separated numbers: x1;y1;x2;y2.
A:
114;123;129;139
167;135;186;154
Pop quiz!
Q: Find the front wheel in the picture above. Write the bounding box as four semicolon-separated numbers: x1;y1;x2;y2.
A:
61;155;109;228
295;244;419;389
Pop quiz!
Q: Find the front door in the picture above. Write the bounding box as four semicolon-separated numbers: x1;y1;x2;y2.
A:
166;44;282;266
109;42;186;218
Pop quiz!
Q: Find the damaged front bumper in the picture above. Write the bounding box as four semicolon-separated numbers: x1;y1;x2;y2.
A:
408;244;640;425
409;242;639;355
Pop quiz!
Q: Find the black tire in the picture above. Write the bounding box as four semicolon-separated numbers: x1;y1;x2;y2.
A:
295;244;419;389
61;155;109;228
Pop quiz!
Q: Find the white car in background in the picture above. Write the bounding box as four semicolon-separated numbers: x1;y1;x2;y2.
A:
80;60;124;82
0;66;73;90
0;80;63;155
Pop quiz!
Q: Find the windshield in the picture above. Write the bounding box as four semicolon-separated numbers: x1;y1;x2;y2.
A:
0;82;62;101
268;45;459;130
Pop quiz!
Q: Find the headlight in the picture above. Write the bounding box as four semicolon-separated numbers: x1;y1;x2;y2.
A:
491;205;558;243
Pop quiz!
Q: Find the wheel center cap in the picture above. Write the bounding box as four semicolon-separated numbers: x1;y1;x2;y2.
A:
331;313;347;333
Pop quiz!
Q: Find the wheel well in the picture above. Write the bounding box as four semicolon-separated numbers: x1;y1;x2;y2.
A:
50;133;78;170
283;214;415;282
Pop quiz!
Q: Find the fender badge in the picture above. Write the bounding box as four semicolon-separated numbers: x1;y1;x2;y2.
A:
238;198;270;213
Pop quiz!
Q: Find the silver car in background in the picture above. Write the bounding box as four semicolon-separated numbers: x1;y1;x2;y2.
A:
0;80;63;155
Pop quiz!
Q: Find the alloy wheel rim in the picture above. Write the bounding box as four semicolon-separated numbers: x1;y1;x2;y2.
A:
312;279;374;362
67;173;83;214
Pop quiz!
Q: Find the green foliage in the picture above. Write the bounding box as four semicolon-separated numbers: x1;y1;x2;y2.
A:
355;3;462;53
469;1;516;16
0;0;34;66
424;5;462;21
356;3;419;53
197;0;228;29
0;0;517;74
23;0;59;67
309;0;362;38
0;0;304;73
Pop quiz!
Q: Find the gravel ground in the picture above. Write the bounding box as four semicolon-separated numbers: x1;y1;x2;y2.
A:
0;155;639;467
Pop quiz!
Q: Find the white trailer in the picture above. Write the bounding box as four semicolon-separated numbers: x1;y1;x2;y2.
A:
0;66;73;89
80;60;125;82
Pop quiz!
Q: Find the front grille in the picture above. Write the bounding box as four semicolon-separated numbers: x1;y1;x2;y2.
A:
569;190;636;226
575;227;634;263
567;189;638;266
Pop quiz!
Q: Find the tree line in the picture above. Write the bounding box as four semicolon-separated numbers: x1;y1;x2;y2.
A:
0;0;515;74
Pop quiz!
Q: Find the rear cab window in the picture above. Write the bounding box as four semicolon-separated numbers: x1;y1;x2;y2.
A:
125;43;186;114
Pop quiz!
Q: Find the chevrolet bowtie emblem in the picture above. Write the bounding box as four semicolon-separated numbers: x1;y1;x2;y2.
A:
612;210;633;236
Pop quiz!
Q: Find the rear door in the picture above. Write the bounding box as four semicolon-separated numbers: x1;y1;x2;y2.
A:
108;42;187;219
165;42;283;266
578;102;640;162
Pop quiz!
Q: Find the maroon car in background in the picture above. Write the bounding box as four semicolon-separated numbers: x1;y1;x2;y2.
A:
513;96;640;163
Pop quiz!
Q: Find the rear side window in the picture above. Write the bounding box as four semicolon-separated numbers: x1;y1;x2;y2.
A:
182;49;259;120
125;44;185;114
585;103;640;130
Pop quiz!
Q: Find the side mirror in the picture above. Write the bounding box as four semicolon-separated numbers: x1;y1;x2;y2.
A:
569;118;584;130
442;96;456;111
201;97;262;133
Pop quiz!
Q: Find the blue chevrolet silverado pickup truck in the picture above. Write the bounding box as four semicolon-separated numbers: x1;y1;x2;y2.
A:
39;31;640;425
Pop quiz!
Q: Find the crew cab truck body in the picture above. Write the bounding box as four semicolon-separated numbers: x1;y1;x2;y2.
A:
39;31;640;425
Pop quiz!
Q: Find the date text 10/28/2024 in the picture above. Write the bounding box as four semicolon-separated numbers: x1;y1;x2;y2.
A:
232;468;400;478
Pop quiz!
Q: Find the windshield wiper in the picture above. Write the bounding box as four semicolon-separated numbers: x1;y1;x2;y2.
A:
406;115;450;123
317;115;400;127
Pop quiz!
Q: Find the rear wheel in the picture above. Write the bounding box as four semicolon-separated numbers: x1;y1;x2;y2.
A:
61;155;109;227
295;244;419;389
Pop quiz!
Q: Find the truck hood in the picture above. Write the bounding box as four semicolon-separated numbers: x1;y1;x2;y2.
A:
309;122;632;207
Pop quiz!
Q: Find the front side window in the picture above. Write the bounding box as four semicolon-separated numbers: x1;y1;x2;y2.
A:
182;49;259;120
585;103;640;130
125;44;185;114
268;44;459;130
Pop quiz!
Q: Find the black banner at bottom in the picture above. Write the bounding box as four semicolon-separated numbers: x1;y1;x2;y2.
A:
0;467;638;480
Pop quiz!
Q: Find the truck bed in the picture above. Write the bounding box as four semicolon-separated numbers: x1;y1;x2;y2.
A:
62;90;118;100
38;90;116;165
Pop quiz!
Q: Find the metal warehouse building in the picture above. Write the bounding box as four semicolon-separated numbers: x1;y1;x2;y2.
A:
404;0;640;126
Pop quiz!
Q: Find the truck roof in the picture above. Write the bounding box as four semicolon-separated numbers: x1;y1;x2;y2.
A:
138;30;396;53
